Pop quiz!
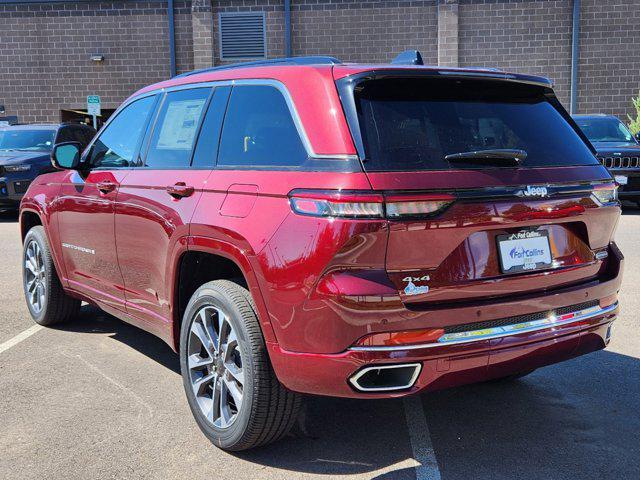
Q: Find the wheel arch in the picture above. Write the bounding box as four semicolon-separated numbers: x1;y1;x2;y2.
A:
170;236;277;352
19;206;69;285
20;208;43;241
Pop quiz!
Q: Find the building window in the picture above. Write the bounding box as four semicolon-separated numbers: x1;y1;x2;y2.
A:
219;12;267;60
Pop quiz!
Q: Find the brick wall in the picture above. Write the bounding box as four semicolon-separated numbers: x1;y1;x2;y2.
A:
579;0;640;120
175;0;195;74
0;0;190;123
291;0;437;64
1;0;640;124
459;0;573;107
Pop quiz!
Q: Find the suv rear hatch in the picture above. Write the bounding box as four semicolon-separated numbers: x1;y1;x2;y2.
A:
335;70;619;306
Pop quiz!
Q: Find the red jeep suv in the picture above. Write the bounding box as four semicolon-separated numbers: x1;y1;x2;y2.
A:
19;52;622;451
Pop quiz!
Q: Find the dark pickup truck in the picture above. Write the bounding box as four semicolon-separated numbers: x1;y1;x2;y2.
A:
573;114;640;206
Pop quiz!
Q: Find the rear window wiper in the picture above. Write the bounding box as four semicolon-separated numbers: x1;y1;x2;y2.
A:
444;149;527;165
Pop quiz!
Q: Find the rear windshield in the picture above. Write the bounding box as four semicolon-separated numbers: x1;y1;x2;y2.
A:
354;77;599;171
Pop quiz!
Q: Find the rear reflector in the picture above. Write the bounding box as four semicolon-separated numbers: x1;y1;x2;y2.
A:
599;294;618;308
354;328;445;347
289;190;454;219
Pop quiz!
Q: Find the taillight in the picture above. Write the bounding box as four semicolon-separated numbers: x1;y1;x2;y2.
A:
289;191;384;218
385;193;454;218
591;182;618;205
288;190;454;219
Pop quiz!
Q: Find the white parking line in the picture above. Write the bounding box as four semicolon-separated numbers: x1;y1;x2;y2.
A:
0;325;43;354
403;396;442;480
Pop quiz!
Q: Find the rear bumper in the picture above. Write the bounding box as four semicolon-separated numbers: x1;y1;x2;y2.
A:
269;304;617;398
269;243;623;398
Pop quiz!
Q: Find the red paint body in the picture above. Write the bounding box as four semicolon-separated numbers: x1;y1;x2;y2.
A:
20;63;623;398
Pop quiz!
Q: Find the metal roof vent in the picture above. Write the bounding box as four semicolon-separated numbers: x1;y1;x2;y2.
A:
219;12;267;60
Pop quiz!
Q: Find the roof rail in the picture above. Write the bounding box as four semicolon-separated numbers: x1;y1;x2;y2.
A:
173;56;342;78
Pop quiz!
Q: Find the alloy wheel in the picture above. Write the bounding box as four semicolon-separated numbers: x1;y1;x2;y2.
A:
24;240;46;313
187;305;244;429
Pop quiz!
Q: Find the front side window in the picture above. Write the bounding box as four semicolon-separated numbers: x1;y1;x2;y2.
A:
354;77;599;171
218;85;308;168
0;129;55;152
144;88;211;168
87;95;156;169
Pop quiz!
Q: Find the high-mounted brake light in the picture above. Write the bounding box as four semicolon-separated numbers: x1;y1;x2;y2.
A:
591;183;618;206
288;190;455;219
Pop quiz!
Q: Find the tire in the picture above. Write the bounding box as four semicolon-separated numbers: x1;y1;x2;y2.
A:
22;226;81;326
179;280;302;451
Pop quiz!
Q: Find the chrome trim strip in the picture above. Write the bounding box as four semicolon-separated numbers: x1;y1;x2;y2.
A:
349;363;422;392
350;302;618;352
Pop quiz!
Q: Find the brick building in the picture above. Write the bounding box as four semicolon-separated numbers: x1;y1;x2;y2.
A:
0;0;638;124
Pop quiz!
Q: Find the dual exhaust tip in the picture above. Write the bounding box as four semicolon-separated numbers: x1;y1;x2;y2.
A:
349;363;422;392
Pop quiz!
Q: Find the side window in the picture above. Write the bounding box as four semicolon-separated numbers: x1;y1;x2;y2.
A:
218;85;308;168
144;88;211;168
87;95;156;169
192;86;231;168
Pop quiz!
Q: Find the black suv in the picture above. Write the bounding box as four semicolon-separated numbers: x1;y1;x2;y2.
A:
0;123;95;212
573;114;640;206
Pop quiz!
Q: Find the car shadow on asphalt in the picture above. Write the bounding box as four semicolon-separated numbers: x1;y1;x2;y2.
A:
54;305;640;479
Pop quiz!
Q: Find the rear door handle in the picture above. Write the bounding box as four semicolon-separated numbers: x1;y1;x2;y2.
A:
96;180;116;194
167;182;194;199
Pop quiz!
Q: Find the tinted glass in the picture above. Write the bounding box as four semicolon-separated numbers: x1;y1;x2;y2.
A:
0;129;55;152
192;87;231;167
574;116;634;143
355;78;599;171
145;88;211;168
87;96;156;169
218;85;308;168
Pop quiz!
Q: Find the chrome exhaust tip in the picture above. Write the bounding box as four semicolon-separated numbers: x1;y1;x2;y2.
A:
349;363;422;392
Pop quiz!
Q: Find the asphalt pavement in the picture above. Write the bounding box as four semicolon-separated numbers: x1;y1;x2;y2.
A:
1;208;639;480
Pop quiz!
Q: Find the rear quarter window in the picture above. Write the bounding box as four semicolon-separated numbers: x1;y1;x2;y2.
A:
353;77;599;171
217;85;308;169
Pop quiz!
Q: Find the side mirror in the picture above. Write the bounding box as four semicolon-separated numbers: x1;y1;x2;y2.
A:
51;142;81;170
634;132;640;143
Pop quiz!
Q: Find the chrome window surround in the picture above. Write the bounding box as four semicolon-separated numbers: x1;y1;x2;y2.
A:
350;302;618;352
90;79;358;163
349;363;422;392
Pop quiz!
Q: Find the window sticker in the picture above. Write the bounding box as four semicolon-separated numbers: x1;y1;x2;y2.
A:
156;98;206;150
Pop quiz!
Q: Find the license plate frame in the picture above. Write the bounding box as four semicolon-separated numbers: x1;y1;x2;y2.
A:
496;229;553;274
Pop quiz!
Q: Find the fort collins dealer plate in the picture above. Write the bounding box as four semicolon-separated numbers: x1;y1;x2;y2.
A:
497;230;553;274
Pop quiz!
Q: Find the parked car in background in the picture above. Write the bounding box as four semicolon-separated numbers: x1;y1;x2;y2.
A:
19;53;622;451
0;124;95;212
573;114;640;206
